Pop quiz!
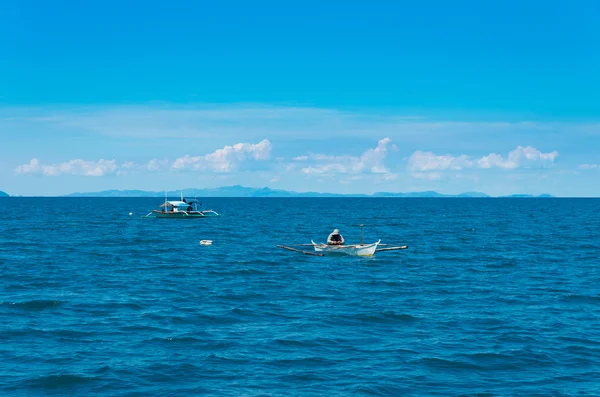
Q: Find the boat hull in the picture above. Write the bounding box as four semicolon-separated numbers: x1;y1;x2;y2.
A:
153;212;204;218
311;240;380;256
152;210;219;218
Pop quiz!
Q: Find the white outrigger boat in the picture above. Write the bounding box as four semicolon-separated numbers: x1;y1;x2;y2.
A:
310;240;381;256
142;192;219;219
277;225;407;257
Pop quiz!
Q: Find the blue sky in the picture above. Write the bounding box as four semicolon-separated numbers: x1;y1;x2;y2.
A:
1;0;599;196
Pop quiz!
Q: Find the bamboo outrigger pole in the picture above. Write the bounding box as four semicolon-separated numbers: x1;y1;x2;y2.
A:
375;245;408;252
277;245;324;256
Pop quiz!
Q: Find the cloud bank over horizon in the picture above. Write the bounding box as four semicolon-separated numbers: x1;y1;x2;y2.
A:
3;104;600;196
15;139;274;177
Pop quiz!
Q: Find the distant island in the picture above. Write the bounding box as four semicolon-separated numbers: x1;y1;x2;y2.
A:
64;186;554;198
0;190;8;197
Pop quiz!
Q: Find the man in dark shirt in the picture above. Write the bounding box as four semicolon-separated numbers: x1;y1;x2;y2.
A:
327;229;345;245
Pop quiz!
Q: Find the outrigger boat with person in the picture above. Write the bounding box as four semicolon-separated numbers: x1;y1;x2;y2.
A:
310;240;382;256
142;192;219;219
277;225;408;257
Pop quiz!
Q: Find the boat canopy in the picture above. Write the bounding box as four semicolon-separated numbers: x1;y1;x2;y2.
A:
159;201;190;208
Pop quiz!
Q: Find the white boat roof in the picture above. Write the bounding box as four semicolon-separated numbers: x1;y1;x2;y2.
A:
160;201;189;207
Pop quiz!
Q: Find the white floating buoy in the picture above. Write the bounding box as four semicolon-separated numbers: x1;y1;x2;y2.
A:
200;240;213;246
129;212;133;216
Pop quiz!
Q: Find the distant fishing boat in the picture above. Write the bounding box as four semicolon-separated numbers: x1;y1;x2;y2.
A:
142;192;219;219
277;225;408;257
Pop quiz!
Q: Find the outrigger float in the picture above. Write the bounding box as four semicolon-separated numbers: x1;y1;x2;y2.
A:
142;192;219;219
277;225;408;257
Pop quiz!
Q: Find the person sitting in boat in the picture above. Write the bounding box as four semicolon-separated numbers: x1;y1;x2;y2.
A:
327;229;345;245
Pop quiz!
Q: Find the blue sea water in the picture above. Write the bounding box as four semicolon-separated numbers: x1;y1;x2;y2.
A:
1;197;599;396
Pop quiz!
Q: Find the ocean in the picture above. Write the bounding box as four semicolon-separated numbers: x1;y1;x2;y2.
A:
1;197;599;396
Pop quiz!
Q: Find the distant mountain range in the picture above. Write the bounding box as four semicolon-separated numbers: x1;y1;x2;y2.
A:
0;190;8;197
63;186;554;198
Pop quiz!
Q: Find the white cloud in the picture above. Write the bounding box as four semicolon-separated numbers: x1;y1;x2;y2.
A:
14;140;272;177
171;139;272;172
409;146;558;176
579;164;598;170
409;151;472;172
147;158;170;171
477;146;558;169
297;137;394;177
15;158;119;176
361;137;392;173
15;159;42;175
301;163;348;175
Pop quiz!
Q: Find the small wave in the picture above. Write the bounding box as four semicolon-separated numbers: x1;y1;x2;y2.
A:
351;384;411;396
295;292;340;301
268;356;339;367
278;372;331;382
564;345;600;357
205;353;252;364
119;324;168;333
273;338;318;348
558;336;600;347
93;365;112;375
433;255;468;263
468;317;506;328
493;348;558;368
4;281;64;291
111;302;145;310
418;357;480;370
2;300;62;311
496;297;526;305
137;362;204;381
141;336;231;351
147;336;204;344
193;313;244;325
214;292;266;301
358;279;414;288
352;311;420;324
207;267;267;276
230;307;258;316
23;373;96;389
467;352;513;360
236;258;280;266
554;371;600;383
438;245;462;252
484;260;517;268
71;301;145;312
563;294;600;304
463;352;520;370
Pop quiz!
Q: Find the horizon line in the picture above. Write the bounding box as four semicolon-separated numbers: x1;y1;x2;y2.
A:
3;195;600;199
4;185;600;198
